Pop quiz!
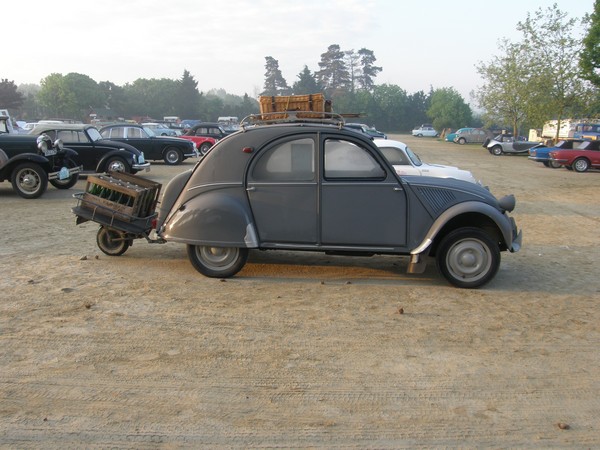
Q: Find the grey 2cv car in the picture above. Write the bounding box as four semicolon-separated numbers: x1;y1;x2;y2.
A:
154;113;522;288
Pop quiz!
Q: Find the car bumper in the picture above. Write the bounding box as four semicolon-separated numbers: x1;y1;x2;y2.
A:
47;165;83;181
527;156;548;162
133;162;151;171
185;149;199;158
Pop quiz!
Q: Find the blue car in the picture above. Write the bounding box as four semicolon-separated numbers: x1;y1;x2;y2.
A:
528;140;581;168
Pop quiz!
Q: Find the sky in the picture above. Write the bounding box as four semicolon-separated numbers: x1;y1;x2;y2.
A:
3;0;595;103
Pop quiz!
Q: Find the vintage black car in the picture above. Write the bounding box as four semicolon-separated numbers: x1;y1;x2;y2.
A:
30;124;150;174
1;116;82;198
99;124;198;165
154;113;522;288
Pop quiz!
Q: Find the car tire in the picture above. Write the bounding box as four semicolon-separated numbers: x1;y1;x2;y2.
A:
49;157;79;189
436;227;500;289
11;162;48;199
105;157;130;173
458;138;466;145
572;157;590;173
491;146;503;156
548;160;562;169
96;226;130;256
163;147;183;165
187;245;248;278
199;142;212;156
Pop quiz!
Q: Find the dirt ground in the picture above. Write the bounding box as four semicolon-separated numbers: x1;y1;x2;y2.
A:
1;134;599;448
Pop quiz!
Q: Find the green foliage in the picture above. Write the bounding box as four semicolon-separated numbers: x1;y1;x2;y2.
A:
262;56;290;96
427;87;473;131
292;66;322;95
580;0;600;87
316;44;351;97
0;79;24;110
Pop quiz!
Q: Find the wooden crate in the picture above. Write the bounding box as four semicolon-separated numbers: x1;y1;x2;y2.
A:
259;93;332;119
81;172;161;222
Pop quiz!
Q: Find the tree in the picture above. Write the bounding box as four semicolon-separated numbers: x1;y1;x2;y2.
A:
427;87;473;131
262;56;290;96
580;0;600;87
474;39;533;135
176;69;201;119
517;4;592;139
357;48;382;91
0;79;24;110
292;66;321;95
315;44;350;97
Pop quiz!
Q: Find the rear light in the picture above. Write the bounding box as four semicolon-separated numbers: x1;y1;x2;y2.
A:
151;218;157;229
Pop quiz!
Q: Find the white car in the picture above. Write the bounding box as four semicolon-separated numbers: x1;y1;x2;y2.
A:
374;139;480;184
412;126;439;137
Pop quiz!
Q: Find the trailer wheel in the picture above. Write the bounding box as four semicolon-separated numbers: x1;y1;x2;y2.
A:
96;226;130;256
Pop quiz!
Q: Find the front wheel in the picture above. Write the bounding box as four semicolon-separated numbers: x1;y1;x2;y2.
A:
573;157;590;173
163;147;183;165
105;157;130;173
436;228;500;288
11;162;48;199
548;160;562;169
491;145;503;156
50;157;79;189
187;245;248;278
96;227;130;256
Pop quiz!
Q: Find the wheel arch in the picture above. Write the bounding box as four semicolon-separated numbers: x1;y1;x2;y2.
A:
412;201;514;257
160;190;259;247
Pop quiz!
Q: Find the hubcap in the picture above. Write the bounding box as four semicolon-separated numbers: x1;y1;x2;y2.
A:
446;239;492;281
19;170;40;193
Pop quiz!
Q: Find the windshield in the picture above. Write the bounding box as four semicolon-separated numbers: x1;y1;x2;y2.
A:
405;146;422;166
87;127;103;142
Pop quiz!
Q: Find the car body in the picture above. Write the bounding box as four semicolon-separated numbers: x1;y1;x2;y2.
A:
99;124;198;165
549;140;600;172
528;140;581;168
374;139;480;184
155;115;521;288
483;134;541;156
412;126;439;137
141;122;178;136
180;122;230;155
0;116;82;198
345;123;387;139
452;128;493;145
30;123;150;174
445;130;458;142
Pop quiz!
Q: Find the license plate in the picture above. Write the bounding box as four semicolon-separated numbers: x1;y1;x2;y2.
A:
44;149;57;156
58;167;70;180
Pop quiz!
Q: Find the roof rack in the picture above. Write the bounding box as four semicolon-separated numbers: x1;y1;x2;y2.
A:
240;111;346;129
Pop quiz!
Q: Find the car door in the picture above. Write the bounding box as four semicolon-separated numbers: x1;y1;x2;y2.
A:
124;127;158;160
246;136;319;244
320;136;408;247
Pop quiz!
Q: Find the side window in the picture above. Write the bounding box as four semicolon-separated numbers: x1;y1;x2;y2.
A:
324;139;385;179
127;127;141;138
378;145;409;165
110;127;124;138
251;138;315;182
56;130;79;142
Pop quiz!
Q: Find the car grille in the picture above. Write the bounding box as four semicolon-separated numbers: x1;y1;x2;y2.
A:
416;186;457;214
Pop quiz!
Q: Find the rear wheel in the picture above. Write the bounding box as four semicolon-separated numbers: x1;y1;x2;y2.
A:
458;137;466;145
573;157;590;173
11;162;48;199
436;227;500;288
187;245;248;278
199;142;212;156
163;147;183;165
96;227;130;256
491;145;503;156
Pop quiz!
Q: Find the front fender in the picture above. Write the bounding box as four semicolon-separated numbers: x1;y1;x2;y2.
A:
96;150;134;172
160;190;258;247
411;201;517;255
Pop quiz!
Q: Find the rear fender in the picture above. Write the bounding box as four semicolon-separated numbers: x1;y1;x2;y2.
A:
160;190;258;247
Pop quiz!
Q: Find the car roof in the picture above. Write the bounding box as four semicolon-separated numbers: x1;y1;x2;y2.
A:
31;123;95;133
373;138;407;150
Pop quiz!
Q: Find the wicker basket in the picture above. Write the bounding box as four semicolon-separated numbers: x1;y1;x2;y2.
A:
259;94;332;119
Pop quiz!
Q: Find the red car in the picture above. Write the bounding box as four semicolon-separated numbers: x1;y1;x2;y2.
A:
549;140;600;172
180;122;231;156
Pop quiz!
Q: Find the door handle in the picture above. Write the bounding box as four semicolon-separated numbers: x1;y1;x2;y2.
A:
246;186;256;191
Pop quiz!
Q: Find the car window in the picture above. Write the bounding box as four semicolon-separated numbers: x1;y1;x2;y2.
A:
251;137;315;182
378;145;410;165
127;127;143;138
110;128;124;138
324;139;385;179
56;130;86;142
87;127;102;142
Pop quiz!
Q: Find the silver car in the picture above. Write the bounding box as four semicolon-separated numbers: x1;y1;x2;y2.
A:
483;134;542;156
